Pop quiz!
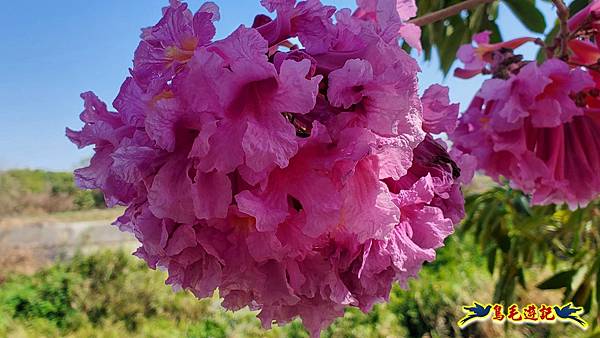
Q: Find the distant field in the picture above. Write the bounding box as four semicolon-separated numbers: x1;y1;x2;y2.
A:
0;169;105;219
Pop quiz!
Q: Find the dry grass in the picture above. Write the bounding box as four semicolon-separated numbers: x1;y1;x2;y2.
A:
0;248;51;282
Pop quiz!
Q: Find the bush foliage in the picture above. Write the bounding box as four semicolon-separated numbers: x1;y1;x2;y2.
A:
0;236;589;338
0;169;104;216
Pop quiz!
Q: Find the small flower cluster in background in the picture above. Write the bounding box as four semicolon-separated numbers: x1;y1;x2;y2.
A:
451;2;600;209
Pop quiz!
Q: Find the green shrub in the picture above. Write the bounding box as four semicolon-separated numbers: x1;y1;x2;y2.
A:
0;267;78;326
0;238;589;338
187;319;227;338
0;251;219;337
3;169;47;193
0;169;105;216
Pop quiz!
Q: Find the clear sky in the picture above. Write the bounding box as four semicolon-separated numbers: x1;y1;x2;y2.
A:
0;0;555;171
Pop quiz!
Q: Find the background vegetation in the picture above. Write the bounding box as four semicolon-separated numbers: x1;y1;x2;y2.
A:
0;234;590;338
0;169;597;337
0;170;104;217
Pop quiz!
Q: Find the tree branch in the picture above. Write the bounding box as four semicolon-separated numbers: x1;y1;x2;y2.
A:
408;0;497;27
552;0;570;59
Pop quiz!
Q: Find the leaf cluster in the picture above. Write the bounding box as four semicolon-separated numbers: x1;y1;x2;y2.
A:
461;185;600;331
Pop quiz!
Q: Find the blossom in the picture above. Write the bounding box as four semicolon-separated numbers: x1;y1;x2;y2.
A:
133;0;220;89
255;0;337;53
568;39;600;66
353;0;422;50
420;84;459;134
452;57;600;208
67;0;466;336
454;31;536;79
565;0;600;64
568;0;600;46
66;92;148;207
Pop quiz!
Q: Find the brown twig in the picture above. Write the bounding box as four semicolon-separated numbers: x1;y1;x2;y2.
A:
408;0;497;27
552;0;571;59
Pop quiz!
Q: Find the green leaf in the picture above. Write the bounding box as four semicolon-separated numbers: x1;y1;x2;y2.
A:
537;270;578;290
481;19;502;43
596;269;600;317
513;195;532;216
486;247;497;275
517;267;527;289
504;0;547;33
486;0;500;21
573;278;592;311
498;234;511;253
583;290;593;314
439;20;467;75
569;0;591;15
583;293;593;313
468;4;485;31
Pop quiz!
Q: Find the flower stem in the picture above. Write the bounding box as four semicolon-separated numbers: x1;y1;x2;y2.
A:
552;0;571;59
408;0;497;27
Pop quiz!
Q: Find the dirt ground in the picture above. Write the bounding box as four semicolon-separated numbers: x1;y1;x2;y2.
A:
0;208;124;229
0;208;136;280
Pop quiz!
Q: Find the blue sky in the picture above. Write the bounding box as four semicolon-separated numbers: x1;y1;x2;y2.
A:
0;0;555;171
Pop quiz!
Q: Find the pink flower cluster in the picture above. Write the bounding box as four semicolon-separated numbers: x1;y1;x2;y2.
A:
67;0;465;335
454;31;536;79
451;29;600;208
